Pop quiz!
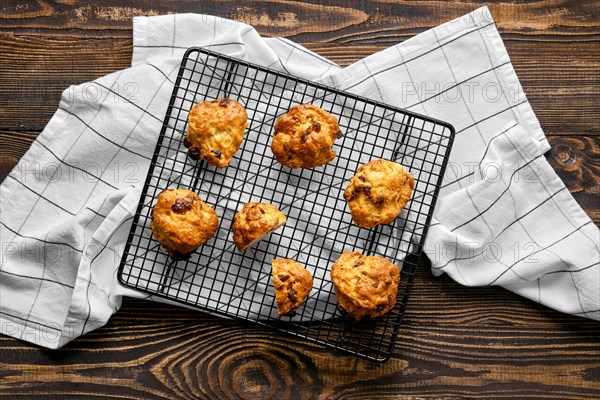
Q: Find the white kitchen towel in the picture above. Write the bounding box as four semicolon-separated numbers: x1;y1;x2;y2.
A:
1;7;598;348
426;123;599;319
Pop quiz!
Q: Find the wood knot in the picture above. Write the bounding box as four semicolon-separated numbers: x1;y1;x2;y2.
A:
551;144;576;167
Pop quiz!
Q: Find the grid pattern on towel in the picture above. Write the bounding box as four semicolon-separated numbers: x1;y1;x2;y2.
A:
118;47;454;361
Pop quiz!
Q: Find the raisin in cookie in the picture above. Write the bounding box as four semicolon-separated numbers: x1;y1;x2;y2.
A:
232;202;287;252
184;98;248;168
271;104;340;168
330;251;400;320
150;189;219;257
344;159;414;228
272;258;313;317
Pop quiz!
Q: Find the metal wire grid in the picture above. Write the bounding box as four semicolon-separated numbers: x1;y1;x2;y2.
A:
118;47;454;362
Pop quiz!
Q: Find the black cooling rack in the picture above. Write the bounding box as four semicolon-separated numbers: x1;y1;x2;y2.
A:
118;47;455;362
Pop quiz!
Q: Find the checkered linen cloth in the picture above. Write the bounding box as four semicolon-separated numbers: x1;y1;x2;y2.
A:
1;7;598;348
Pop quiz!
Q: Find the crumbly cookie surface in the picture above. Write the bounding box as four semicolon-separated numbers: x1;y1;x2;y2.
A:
232;202;287;252
185;98;248;168
150;189;219;257
344;159;415;228
330;251;400;320
272;258;313;316
271;104;340;168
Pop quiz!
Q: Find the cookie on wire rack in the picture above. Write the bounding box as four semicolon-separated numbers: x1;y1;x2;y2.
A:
272;258;313;317
150;189;219;257
271;104;341;169
344;159;414;228
184;98;248;168
232;202;287;252
330;251;400;320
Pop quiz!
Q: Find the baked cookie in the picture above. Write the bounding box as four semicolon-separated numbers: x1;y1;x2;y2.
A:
330;251;400;320
272;258;313;317
344;159;414;228
184;98;248;168
150;189;219;257
271;104;341;168
232;202;287;252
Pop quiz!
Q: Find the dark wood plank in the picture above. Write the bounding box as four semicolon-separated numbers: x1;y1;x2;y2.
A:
1;0;598;37
0;265;598;399
1;1;599;134
547;136;600;192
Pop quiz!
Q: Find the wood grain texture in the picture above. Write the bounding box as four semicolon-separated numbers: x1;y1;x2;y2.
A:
1;1;599;399
547;136;600;193
1;1;599;134
0;267;599;399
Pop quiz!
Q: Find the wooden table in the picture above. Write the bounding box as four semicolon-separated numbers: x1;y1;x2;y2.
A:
1;1;598;398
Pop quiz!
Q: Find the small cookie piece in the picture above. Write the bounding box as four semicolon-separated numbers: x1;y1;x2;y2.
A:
185;98;248;168
232;202;287;252
272;258;313;317
150;189;219;257
344;159;414;228
271;104;340;168
330;252;401;320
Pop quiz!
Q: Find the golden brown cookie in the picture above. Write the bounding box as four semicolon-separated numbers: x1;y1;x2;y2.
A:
330;251;401;320
272;258;313;317
232;202;287;252
271;104;340;168
184;98;248;168
344;159;415;228
150;189;219;257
